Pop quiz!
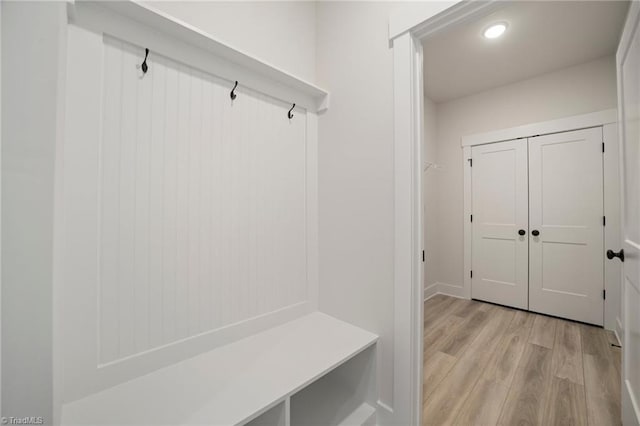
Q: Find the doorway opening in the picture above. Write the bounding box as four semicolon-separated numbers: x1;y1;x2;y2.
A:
413;1;631;424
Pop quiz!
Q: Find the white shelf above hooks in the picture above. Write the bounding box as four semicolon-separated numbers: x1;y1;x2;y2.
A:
66;0;330;113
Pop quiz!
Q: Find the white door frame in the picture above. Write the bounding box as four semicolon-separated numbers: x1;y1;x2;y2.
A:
390;1;623;422
389;2;499;424
462;110;621;331
616;1;640;423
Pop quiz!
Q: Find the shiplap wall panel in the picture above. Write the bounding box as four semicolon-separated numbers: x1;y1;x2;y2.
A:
99;40;122;365
148;52;166;351
94;36;308;365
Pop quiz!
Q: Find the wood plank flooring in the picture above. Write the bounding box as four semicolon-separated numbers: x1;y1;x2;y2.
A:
423;295;621;426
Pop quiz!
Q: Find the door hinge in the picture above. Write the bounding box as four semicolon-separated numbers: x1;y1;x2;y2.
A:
422;250;425;262
602;142;605;153
470;270;473;278
468;158;473;167
470;214;473;223
603;289;606;300
603;216;606;226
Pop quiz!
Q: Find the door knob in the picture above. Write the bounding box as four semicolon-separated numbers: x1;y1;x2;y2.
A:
606;249;625;262
518;229;526;236
531;230;540;236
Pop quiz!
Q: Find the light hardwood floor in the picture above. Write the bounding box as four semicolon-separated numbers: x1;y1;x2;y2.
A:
423;295;621;426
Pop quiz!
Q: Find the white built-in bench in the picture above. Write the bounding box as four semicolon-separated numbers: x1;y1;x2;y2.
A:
62;313;378;426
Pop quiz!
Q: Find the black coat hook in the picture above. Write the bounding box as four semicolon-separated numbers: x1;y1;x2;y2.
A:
288;103;295;119
230;81;238;100
141;48;149;74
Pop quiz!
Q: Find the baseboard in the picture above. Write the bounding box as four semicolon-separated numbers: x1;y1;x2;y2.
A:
615;317;623;346
435;282;467;299
376;399;393;415
423;283;439;301
623;380;640;426
423;282;468;301
375;399;394;426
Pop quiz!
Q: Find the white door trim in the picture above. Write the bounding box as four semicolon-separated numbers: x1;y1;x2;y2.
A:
391;2;625;424
461;109;618;147
616;1;640;423
603;122;623;336
462;112;621;330
389;2;500;424
66;1;330;113
388;31;423;426
389;1;498;41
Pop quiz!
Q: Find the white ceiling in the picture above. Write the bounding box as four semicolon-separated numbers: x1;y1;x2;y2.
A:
422;1;629;103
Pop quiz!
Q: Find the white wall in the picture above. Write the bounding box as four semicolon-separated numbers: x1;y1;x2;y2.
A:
316;2;395;407
144;1;317;84
1;2;67;423
423;97;439;297
432;55;618;294
315;1;432;410
423;97;438;168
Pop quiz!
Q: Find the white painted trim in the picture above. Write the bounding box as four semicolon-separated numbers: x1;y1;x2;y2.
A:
423;283;438;301
617;3;640;425
623;379;640;426
389;1;497;41
376;399;394;416
462;146;472;301
0;1;3;417
389;31;423;426
391;3;623;424
284;396;291;426
436;283;468;299
424;283;470;301
424;291;441;302
392;1;626;420
616;318;623;346
52;6;69;425
306;113;319;310
462;114;620;331
67;0;329;113
613;327;622;347
390;2;493;424
461;109;618;147
3;3;67;423
603;123;622;332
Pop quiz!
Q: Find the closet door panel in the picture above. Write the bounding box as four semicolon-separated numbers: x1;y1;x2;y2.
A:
471;140;529;309
528;127;604;325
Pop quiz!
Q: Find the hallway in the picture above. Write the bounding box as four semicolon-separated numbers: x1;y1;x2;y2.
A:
423;295;621;425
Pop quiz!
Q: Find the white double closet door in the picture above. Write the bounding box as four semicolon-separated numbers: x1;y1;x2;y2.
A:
471;127;604;325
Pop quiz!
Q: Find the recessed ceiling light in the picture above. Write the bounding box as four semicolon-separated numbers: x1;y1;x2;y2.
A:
483;23;507;39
